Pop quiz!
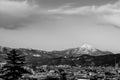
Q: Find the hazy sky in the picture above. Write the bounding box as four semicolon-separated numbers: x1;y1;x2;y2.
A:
0;0;120;52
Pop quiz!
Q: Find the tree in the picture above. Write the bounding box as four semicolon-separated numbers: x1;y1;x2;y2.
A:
58;68;67;80
0;49;29;80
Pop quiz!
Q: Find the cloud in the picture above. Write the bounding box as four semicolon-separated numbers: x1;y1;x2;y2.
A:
0;0;48;30
96;0;120;28
1;0;120;30
47;5;95;15
48;0;120;15
99;14;120;28
48;0;120;28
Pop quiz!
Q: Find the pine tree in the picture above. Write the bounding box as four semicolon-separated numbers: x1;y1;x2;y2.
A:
0;49;29;80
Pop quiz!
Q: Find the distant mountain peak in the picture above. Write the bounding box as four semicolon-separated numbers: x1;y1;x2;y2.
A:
80;44;96;52
81;44;93;49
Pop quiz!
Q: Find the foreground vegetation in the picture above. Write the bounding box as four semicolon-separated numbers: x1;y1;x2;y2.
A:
0;49;120;80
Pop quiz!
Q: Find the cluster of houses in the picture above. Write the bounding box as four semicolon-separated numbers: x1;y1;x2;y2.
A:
1;62;120;80
21;65;120;80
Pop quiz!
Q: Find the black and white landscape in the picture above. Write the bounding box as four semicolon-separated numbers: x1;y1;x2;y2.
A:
1;0;120;80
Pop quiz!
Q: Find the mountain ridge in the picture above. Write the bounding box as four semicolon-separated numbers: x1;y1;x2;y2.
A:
0;44;118;66
0;44;114;56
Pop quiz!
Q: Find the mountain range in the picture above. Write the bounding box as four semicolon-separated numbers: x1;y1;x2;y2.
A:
0;44;119;66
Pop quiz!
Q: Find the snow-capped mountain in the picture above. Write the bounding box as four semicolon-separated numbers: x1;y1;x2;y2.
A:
76;44;97;54
80;44;96;52
61;44;113;56
0;44;113;57
0;44;116;66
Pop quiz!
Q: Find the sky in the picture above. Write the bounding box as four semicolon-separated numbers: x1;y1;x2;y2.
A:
0;0;120;53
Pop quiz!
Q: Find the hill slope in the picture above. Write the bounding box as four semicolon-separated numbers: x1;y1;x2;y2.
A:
0;44;117;66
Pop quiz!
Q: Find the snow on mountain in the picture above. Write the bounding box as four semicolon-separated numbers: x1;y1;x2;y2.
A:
77;44;97;54
80;44;96;52
63;44;112;56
